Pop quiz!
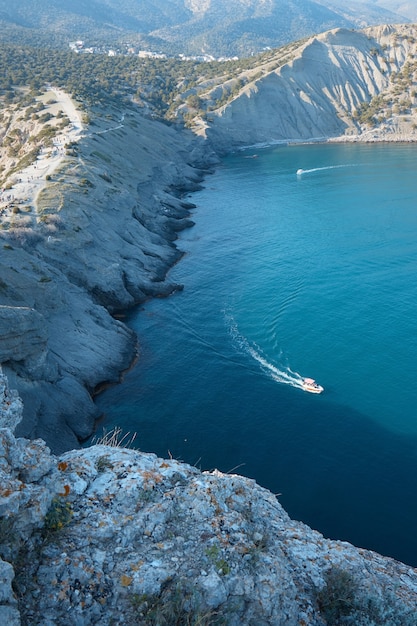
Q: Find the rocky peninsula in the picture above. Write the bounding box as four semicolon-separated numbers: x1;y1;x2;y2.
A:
0;93;217;453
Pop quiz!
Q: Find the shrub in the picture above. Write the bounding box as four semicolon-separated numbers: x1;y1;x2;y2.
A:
316;566;416;626
43;497;73;533
94;426;137;448
317;567;358;624
39;112;53;123
96;455;114;472
131;579;226;625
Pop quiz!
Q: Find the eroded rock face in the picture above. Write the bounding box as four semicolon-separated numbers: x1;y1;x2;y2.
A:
2;24;416;454
0;306;51;379
0;366;22;432
1;412;416;626
0;107;216;453
202;25;417;151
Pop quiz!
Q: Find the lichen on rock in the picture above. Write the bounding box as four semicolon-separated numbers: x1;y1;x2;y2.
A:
0;380;416;626
0;365;22;432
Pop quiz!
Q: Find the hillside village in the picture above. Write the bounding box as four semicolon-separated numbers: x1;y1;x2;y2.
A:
68;39;237;62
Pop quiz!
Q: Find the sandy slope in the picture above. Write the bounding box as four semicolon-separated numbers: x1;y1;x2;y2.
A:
1;88;83;218
198;24;417;152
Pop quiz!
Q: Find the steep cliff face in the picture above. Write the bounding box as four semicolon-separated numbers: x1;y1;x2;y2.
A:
0;306;50;379
0;373;416;626
196;24;417;151
0;105;216;453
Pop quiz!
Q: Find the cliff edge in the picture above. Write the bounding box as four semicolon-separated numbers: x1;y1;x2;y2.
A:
2;24;417;453
0;371;416;625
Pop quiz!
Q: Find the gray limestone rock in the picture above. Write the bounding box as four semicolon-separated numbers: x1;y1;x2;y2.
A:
0;366;22;432
0;557;20;626
0;420;416;626
0;109;213;453
0;306;51;379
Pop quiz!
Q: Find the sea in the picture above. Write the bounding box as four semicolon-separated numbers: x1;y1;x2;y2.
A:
93;142;417;567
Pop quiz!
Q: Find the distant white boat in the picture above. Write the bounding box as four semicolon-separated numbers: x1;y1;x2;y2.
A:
296;169;303;175
302;377;324;394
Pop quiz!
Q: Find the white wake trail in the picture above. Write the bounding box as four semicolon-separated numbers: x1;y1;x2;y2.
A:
225;313;304;390
297;164;357;176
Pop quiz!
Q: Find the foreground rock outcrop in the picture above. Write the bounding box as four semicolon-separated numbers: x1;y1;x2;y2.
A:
0;373;416;625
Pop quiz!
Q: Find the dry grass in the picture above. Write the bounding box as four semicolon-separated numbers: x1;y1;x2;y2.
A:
93;426;137;448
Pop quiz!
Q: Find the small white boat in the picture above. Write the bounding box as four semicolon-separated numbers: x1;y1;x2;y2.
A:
302;377;324;394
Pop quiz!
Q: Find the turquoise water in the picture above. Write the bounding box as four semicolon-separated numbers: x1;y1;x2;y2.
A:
94;143;417;566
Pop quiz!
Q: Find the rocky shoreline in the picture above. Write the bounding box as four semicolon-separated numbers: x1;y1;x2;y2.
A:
0;102;218;453
2;24;417;621
2;97;417;455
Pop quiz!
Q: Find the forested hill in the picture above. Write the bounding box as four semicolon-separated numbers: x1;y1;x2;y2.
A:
0;0;411;56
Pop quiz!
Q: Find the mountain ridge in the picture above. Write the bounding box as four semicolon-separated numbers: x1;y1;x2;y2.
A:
182;23;417;150
0;0;412;56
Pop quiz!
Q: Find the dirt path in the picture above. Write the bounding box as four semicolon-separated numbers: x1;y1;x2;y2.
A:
0;88;83;217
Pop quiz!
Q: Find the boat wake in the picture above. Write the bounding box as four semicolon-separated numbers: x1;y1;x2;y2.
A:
226;314;305;390
297;164;357;176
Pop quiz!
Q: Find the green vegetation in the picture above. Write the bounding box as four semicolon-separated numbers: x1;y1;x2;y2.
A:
131;579;227;625
316;566;416;626
43;497;73;533
0;39;309;122
317;567;358;623
0;43;205;115
95;455;114;473
205;544;231;576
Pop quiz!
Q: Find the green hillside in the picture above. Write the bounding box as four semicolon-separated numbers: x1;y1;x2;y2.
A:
0;0;409;56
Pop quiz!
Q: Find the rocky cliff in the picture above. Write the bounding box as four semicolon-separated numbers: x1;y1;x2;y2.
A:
0;104;217;453
0;371;416;625
190;24;417;151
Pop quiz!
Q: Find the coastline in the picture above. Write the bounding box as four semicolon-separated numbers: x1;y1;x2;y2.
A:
0;94;218;453
234;128;417;154
2;86;417;453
